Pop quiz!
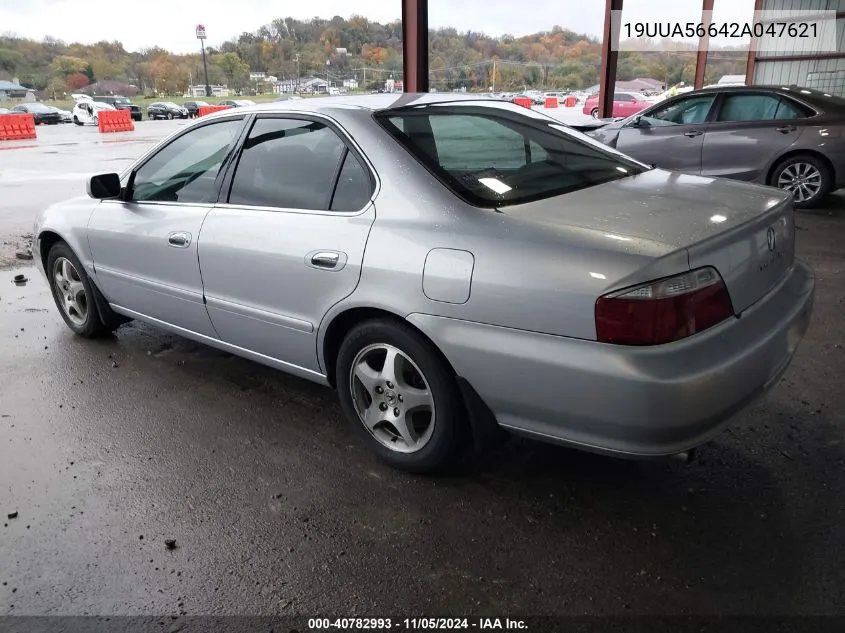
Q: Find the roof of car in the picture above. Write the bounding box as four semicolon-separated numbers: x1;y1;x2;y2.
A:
224;93;503;115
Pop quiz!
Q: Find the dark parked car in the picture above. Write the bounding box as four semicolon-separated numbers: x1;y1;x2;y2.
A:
183;101;209;118
92;95;142;121
10;103;62;125
587;85;845;209
219;99;256;108
147;102;189;120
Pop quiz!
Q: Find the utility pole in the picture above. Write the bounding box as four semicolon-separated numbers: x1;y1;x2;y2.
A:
326;59;330;92
294;54;300;94
492;60;496;92
196;25;211;97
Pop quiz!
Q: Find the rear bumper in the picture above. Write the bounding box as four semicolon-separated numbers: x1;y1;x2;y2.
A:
407;260;815;457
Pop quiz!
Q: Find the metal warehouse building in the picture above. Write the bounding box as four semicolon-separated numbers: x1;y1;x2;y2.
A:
397;0;845;116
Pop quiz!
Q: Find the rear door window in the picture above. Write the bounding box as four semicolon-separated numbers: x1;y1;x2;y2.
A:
228;117;361;211
717;93;784;122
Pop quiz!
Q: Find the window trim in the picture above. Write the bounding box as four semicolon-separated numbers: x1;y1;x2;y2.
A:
218;112;379;216
119;114;250;206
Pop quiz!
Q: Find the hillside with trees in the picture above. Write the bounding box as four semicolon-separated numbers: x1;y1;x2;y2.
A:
0;15;746;96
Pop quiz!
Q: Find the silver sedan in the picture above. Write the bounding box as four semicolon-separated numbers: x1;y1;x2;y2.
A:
33;94;815;473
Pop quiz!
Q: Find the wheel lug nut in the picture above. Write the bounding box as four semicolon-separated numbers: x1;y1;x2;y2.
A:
398;395;403;402
394;408;400;416
375;386;383;394
386;381;394;389
379;402;388;411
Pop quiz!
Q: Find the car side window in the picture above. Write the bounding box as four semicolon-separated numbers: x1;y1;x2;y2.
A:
716;93;784;122
330;152;373;211
640;95;716;127
228;117;347;210
131;119;242;204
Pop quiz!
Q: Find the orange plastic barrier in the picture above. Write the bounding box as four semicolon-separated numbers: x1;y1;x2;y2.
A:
513;97;533;108
98;109;135;133
0;113;37;141
563;95;577;108
197;105;232;117
544;96;559;108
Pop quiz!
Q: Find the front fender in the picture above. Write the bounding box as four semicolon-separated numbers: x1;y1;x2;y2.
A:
35;196;99;280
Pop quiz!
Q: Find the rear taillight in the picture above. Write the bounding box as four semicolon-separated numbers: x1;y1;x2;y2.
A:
595;267;734;346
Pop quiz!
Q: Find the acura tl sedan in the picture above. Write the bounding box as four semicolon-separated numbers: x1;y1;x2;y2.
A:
588;85;845;209
33;94;814;473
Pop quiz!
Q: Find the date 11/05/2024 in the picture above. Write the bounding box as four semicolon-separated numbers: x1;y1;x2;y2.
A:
308;618;528;630
623;21;818;39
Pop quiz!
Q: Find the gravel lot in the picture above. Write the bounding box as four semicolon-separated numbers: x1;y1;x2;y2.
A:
1;123;843;622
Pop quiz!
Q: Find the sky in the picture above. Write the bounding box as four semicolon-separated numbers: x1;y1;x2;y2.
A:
2;0;756;53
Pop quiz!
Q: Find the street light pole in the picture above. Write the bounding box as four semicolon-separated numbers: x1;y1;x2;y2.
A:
196;24;211;97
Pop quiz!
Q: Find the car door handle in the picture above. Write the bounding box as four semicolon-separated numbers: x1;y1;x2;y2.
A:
684;130;704;138
776;125;797;133
167;231;191;248
310;251;340;268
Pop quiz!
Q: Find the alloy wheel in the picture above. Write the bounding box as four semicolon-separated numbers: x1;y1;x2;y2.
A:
52;257;88;327
778;162;822;203
349;343;436;454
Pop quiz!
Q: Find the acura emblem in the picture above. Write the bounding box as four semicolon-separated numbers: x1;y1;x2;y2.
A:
767;226;777;252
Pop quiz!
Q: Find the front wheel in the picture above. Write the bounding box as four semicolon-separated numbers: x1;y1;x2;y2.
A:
336;319;465;474
166;112;173;120
73;116;82;126
46;242;119;338
770;155;831;209
591;107;600;118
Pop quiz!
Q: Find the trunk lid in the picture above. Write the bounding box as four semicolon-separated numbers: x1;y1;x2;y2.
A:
503;168;795;313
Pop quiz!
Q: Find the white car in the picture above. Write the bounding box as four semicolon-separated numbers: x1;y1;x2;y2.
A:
72;100;115;126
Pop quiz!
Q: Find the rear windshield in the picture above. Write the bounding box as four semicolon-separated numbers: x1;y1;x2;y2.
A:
375;103;648;207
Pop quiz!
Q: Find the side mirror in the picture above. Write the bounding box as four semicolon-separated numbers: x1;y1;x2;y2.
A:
87;173;122;199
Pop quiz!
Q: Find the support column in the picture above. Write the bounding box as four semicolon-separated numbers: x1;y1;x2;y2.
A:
745;0;765;85
694;0;715;90
599;0;623;119
402;0;429;93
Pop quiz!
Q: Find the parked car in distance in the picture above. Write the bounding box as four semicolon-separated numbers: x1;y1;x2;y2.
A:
92;95;143;121
183;101;209;118
219;99;256;107
583;91;652;118
72;100;115;126
275;95;304;102
148;102;189;120
33;94;814;474
588;85;845;209
0;107;10;114
48;105;72;123
10;102;62;125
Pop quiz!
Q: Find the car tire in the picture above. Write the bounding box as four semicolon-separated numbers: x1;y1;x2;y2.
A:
166;112;173;120
73;116;82;126
46;242;119;338
769;154;831;210
335;318;465;474
591;107;600;118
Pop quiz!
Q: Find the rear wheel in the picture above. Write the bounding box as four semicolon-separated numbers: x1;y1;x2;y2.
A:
46;242;120;338
770;154;831;209
336;319;465;473
73;116;82;126
591;107;600;118
166;112;173;120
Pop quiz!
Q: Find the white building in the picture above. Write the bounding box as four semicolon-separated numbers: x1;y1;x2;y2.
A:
343;78;359;90
188;84;230;98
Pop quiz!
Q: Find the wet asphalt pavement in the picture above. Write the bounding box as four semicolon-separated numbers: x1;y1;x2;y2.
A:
0;124;844;619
